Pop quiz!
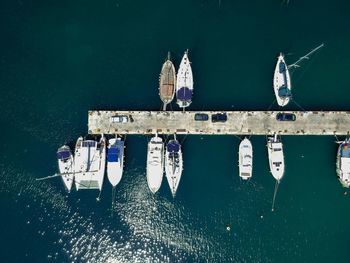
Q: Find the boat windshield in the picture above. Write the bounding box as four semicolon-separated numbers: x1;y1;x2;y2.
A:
82;141;96;147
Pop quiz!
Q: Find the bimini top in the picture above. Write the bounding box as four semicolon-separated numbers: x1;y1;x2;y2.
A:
107;147;119;162
341;143;350;158
167;141;180;152
57;150;70;160
177;87;193;101
278;86;292;98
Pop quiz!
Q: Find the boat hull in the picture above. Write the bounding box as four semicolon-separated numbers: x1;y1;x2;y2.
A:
273;54;291;107
176;51;193;108
74;136;106;191
238;138;253;180
146;136;164;193
336;140;350;188
159;59;176;106
107;138;124;187
165;140;183;197
267;136;285;181
57;145;74;192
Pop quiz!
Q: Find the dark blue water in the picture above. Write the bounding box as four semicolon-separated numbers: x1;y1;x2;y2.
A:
1;0;350;262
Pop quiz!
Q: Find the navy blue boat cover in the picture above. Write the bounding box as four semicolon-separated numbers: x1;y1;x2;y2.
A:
108;147;119;162
57;150;70;160
278;86;292;98
279;61;286;73
167;141;180;152
177;87;193;101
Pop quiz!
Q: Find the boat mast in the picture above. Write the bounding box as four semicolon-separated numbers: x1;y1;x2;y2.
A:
288;43;324;69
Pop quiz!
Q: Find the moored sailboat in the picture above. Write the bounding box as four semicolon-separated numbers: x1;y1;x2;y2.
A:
238;138;253;180
267;134;285;211
159;52;176;111
176;50;193;109
57;145;74;192
273;53;292;107
336;138;350;188
146;134;164;193
74;135;106;191
165;135;183;197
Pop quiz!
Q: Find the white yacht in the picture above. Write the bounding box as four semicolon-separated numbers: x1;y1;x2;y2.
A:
238;138;253;180
336;138;350;188
176;50;193;108
267;134;285;181
273;53;292;107
57;145;74;192
165;136;183;197
107;136;124;187
74;135;106;191
146;134;164;193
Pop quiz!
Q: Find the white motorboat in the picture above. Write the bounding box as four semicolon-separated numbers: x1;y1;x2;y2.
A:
273;53;292;107
165;136;183;197
267;134;285;181
57;145;74;192
176;50;193;108
74;135;106;191
107;136;124;187
238;138;253;180
336;138;350;188
146;134;164;193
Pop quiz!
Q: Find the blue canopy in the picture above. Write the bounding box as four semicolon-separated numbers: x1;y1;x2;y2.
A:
108;147;119;162
177;87;193;101
167;141;180;152
57;150;70;160
278;86;292;98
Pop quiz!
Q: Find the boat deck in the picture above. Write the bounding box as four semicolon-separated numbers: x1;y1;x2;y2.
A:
88;110;350;135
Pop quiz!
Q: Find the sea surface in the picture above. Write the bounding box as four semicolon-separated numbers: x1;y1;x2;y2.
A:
1;0;350;262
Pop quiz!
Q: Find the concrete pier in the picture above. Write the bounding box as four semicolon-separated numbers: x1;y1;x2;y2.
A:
88;110;350;135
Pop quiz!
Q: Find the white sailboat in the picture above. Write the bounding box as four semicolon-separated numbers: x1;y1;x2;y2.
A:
267;134;285;211
336;138;350;188
238;138;253;180
57;145;74;192
273;53;292;107
176;50;193;109
146;134;164;193
74;135;106;191
107;136;124;187
165;135;183;197
267;134;285;181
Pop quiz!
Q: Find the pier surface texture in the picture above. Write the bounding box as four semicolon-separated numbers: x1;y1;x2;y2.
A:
88;111;350;135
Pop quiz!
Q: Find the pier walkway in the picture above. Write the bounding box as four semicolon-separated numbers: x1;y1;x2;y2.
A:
88;111;350;135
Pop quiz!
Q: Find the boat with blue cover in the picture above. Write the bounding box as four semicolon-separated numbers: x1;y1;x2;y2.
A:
165;135;183;197
273;53;292;107
57;145;74;192
336;138;350;188
107;136;124;187
176;50;193;109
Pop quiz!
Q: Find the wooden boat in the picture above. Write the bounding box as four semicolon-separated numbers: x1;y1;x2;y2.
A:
159;52;176;110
